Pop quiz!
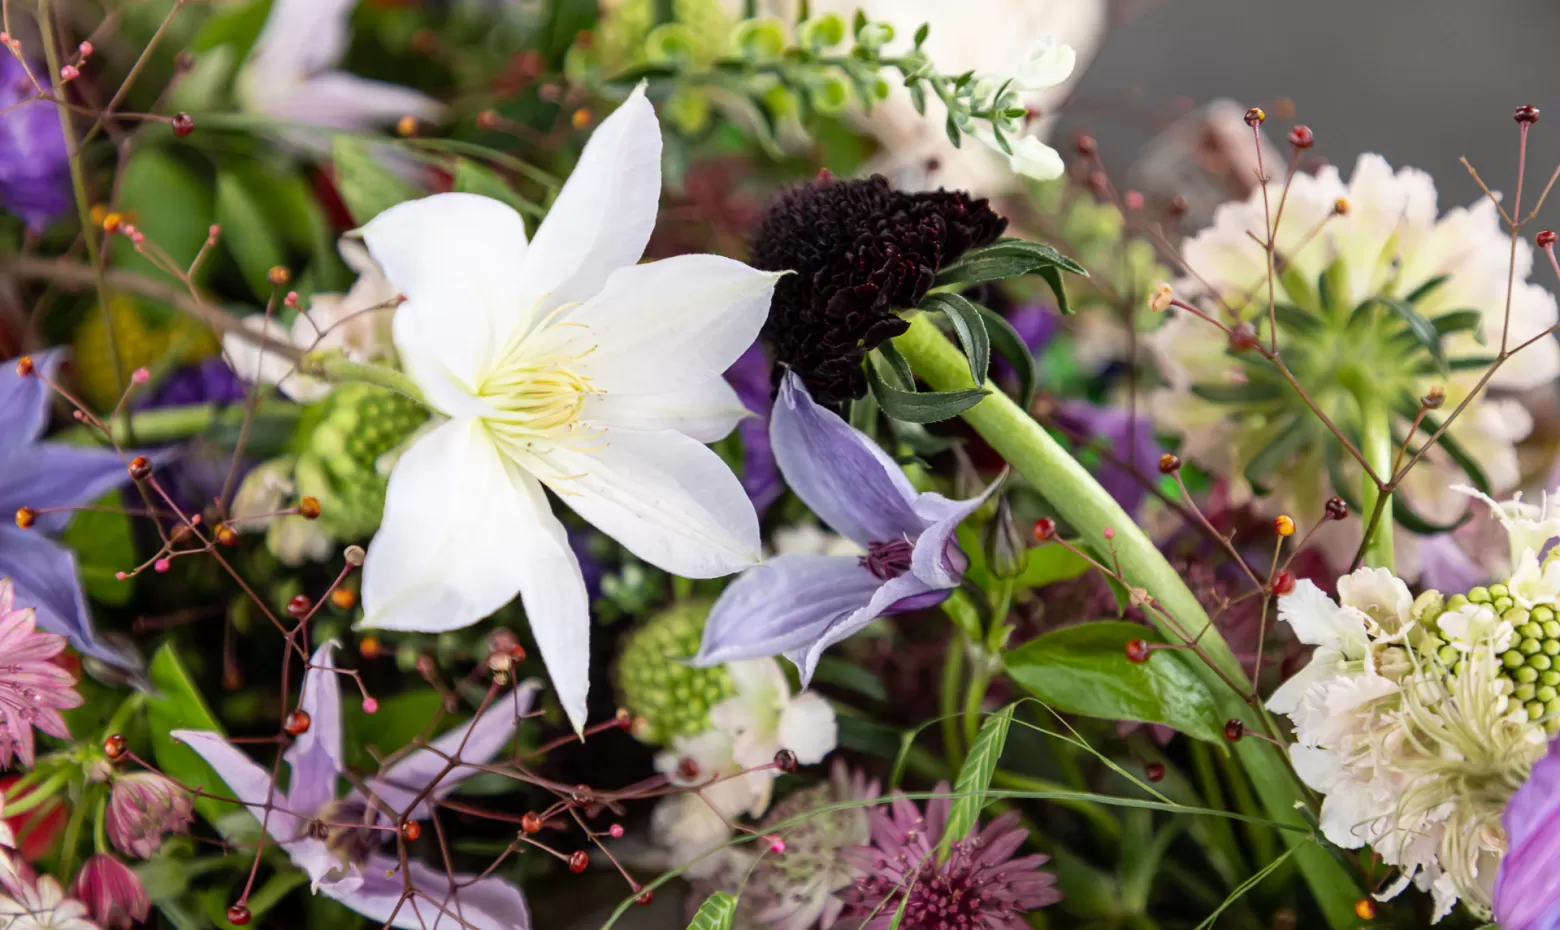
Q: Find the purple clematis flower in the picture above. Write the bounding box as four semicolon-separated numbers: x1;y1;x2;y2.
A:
693;372;992;681
174;643;533;929
1494;737;1560;930
723;342;782;515
0;350;140;669
0;56;72;232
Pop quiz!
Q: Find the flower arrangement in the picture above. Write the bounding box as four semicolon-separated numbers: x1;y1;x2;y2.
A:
2;2;1560;929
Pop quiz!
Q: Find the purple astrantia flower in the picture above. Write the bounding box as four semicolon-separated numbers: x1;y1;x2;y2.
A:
693;372;992;681
723;342;782;515
1494;737;1560;930
1053;401;1163;517
1;350;140;670
0;56;71;233
174;643;534;929
836;785;1061;930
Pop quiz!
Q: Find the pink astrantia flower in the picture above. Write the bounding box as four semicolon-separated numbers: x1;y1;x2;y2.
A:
836;784;1061;930
104;772;195;859
70;854;149;930
0;578;83;769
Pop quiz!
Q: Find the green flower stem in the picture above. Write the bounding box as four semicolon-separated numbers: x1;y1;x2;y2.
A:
93;793;109;855
939;636;965;768
893;315;1365;929
1358;395;1395;570
86;401;299;446
58;781;102;881
2;768;72;816
298;353;428;406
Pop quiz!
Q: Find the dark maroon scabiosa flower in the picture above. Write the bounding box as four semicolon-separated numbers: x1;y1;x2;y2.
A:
750;175;1007;403
836;784;1061;930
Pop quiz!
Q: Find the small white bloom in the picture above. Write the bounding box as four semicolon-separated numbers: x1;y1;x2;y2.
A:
1436;603;1511;654
709;658;838;769
1011;36;1077;91
0;875;98;930
652;726;776;876
1453;484;1560;572
356;87;778;732
1508;548;1560;610
238;0;444;134
973;130;1066;182
223;240;398;402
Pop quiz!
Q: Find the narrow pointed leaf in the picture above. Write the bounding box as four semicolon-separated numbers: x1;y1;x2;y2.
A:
977;304;1038;407
686;892;738;930
939;703;1015;859
332;136;418;226
924;293;990;385
868;364;987;423
873;342;916;391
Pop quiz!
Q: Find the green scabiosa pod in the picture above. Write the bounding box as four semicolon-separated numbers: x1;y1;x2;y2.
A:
614;600;734;745
296;384;428;541
1432;587;1560;733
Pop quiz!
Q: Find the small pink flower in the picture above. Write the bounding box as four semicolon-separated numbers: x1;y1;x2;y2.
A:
361;697;378;714
105;772;194;859
130;368;149;385
0;579;83;769
59;64;79;81
71;854;149;930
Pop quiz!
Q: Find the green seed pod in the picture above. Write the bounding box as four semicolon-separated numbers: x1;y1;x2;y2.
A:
1468;586;1491;604
1522;637;1543;656
614;600;734;746
1505;650;1527;669
1489;583;1510;599
1495;596;1516;613
1542;670;1560;687
1534;654;1555;672
1447;593;1471;610
1518;683;1538;702
1517;666;1540;684
1517;619;1541;639
1528;701;1546;721
1534;604;1557;623
1538;685;1557;703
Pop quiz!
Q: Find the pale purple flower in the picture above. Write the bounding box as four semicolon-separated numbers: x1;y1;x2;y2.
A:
835;786;1060;930
0;56;71;233
1053;401;1162;517
174;643;535;929
724;342;782;515
1495;737;1560;930
70;854;149;930
694;372;992;682
105;771;195;859
0;350;141;670
0;578;82;769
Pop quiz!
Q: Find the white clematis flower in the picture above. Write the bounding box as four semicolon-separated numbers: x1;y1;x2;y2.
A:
238;0;444;134
356;87;778;732
709;659;838;770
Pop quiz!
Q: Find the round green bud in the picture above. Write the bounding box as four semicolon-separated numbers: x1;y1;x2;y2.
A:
1529;701;1547;721
1538;686;1557;703
1546;640;1560;657
1522;637;1543;656
614;600;733;745
1495;596;1516;613
1468;586;1491;604
798;13;847;48
1505;649;1527;669
1436;644;1459;666
1447;593;1470;610
1545;619;1560;639
1543;670;1560;687
1518;683;1538;702
1535;604;1556;622
1489;583;1510;599
1517;666;1540;684
1534;653;1555;671
1516;618;1540;637
1548;696;1560;719
808;74;851;115
729;17;787;59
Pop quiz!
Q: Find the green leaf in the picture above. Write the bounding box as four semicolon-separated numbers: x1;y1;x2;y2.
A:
960;523;1091;593
868;364;987;423
1037;264;1072;317
873;342;916;391
686;892;738;930
1369;296;1447;374
145;644;244;836
944;113;962;149
913;22;930;46
908;81;927;116
113;147;216;296
970;238;1089;275
939;703;1014;859
216;170;286;301
1272;303;1321;333
924;293;989;385
1242;417;1312;494
191;0;273;55
1404;273;1451;304
332;136;419;226
1189;380;1283;404
976;304;1038;407
1004;621;1225;743
62;491;135;606
1432;308;1486;344
1410;409;1492;493
452;159;536;219
934;238;1088;298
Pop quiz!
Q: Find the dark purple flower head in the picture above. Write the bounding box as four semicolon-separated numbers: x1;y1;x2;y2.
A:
836;785;1060;930
751;175;1006;403
724;341;782;515
0;56;71;233
1495;736;1560;930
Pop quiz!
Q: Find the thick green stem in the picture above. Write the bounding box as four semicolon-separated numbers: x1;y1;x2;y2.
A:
298;352;427;405
1358;395;1395;570
893;316;1365;929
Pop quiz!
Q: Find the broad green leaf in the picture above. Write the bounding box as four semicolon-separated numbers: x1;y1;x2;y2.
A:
923;293;989;386
977;304;1037;407
1004;621;1224;743
452;159;535;219
332;136;418;226
939;703;1014;858
113;147;216;301
686;892;738;930
343;689;448;771
63;491;134;606
868;364;987;424
191;0;273;55
146;644;243;834
216;170;286;301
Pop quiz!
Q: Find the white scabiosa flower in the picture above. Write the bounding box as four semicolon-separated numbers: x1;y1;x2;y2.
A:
1150;154;1560;576
354;87;780;732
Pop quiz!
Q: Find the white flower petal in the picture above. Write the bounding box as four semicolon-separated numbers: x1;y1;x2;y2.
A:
364;193;531;396
247;0;353;85
224;316;328;402
559;254;782;395
545;426;761;578
517;85;661;313
1277;579;1369;656
777;692;837;765
1335;566;1413;633
268;71;445;130
582;377;749;442
508;477;592;734
1266;649;1342;716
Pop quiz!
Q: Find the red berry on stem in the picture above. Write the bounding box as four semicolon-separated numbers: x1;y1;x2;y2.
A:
1145;762;1165;782
1224;719;1245;742
1124;638;1150;664
287;595;311;618
172;112;194;137
1272;570;1297;596
1539;230;1557;249
1287;125;1314;148
1032;518;1056;542
284;710;311;736
227;904;252;926
568;850;589;873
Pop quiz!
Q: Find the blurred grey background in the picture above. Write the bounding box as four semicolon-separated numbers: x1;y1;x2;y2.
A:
1060;0;1560;220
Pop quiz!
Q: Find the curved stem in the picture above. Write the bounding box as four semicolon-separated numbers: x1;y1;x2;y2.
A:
1358;394;1395;570
892;315;1364;929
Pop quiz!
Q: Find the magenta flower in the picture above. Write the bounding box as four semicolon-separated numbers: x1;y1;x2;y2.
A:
175;642;535;929
0;577;82;769
836;786;1060;930
70;854;149;930
1495;737;1560;930
105;772;195;859
694;372;993;682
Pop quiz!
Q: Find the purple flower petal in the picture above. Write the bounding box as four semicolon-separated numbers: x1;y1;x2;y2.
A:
725;339;782;514
694;554;885;667
327;853;529;930
170;730;303;843
770;371;923;546
787;570;936;684
355;681;539;820
0;58;72;233
285;642;344;816
910;482;997;589
0;347;59;447
0;527;137;669
1055;401;1162;517
1496;737;1560;930
0;443;136;534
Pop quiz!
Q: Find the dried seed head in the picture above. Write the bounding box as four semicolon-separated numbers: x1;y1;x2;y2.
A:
1272;570;1297;596
344;545;366;566
1516;105;1541;125
400;821;421;841
1158;453;1181;474
396;115;419;137
1228;323;1259;353
267;266;291;287
1325;497;1350;521
1333;197;1351;216
1287;124;1314;148
298;497;321;520
216;525;238;547
1223;719;1245;742
330;587;356;609
774;748;798;773
287;595;311;618
14;356;34;376
1243;106;1265;127
128;457;152;481
570;108;591;130
1538;229;1558;249
172;112;194;137
104;734;127;760
284;710;311;736
1422;384;1445;409
521;812;542;834
14;507;35;530
1274;515;1295;537
1354;898;1376;920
